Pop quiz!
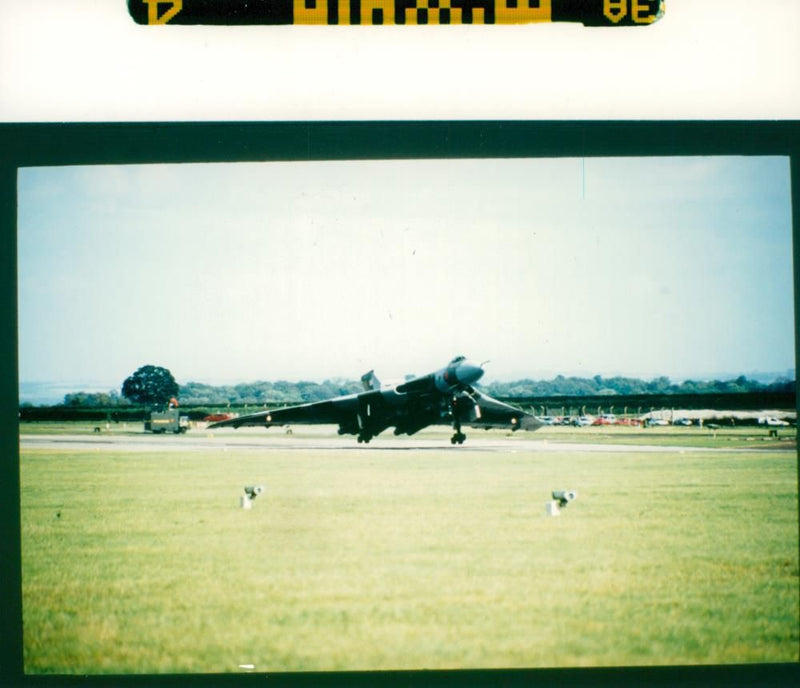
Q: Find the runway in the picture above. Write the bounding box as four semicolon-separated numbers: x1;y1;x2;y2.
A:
19;426;725;454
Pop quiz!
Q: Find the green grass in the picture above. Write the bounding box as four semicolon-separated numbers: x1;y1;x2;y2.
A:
20;443;799;673
19;420;797;450
531;424;797;449
18;421;147;435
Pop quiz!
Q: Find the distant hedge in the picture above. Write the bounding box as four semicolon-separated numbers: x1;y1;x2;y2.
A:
18;404;303;423
19;407;149;422
510;390;796;415
18;390;796;423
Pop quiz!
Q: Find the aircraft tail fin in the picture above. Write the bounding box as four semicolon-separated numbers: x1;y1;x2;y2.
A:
361;370;381;391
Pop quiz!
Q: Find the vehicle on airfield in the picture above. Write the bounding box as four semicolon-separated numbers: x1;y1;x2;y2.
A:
615;417;642;426
645;417;670;427
203;413;235;423
592;413;617;426
759;416;790;427
207;356;543;445
572;416;594;426
146;409;190;434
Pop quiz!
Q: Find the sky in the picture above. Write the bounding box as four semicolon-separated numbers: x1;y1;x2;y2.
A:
17;156;795;395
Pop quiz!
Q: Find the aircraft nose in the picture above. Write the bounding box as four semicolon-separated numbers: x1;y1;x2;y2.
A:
457;361;484;385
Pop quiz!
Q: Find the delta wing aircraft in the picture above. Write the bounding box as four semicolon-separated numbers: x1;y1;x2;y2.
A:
208;356;542;444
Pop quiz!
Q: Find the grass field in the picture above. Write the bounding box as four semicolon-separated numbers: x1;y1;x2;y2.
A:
19;438;799;674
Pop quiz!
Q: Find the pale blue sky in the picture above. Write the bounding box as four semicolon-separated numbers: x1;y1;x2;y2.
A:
17;156;795;390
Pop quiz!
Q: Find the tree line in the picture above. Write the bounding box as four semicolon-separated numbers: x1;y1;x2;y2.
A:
50;367;795;408
482;374;795;399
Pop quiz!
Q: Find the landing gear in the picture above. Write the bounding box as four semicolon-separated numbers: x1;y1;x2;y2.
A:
450;408;466;445
357;433;372;444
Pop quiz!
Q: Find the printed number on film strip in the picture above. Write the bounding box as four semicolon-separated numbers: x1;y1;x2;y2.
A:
129;0;664;25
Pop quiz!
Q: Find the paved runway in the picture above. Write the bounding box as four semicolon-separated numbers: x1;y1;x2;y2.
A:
19;426;722;454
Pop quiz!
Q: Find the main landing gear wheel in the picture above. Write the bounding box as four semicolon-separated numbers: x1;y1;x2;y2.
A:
450;397;466;445
357;434;372;444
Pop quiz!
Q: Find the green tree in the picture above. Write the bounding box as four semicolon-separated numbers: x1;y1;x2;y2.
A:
646;376;673;394
121;365;179;408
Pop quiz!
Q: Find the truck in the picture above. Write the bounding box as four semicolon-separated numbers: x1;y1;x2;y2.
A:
145;409;189;434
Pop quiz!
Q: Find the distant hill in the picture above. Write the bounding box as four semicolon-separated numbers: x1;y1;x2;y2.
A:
19;381;119;406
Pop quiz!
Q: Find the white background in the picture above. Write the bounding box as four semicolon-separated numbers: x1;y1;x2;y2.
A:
1;0;799;121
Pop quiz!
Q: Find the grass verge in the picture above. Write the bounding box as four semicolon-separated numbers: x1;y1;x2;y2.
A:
20;444;799;673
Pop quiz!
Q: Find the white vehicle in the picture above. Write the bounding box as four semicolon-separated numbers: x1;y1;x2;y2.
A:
759;416;789;427
646;417;669;427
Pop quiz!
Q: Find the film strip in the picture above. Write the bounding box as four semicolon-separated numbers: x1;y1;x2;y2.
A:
128;0;664;25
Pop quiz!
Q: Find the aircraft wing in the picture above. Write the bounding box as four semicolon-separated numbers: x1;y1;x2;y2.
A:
464;388;543;432
207;396;357;429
